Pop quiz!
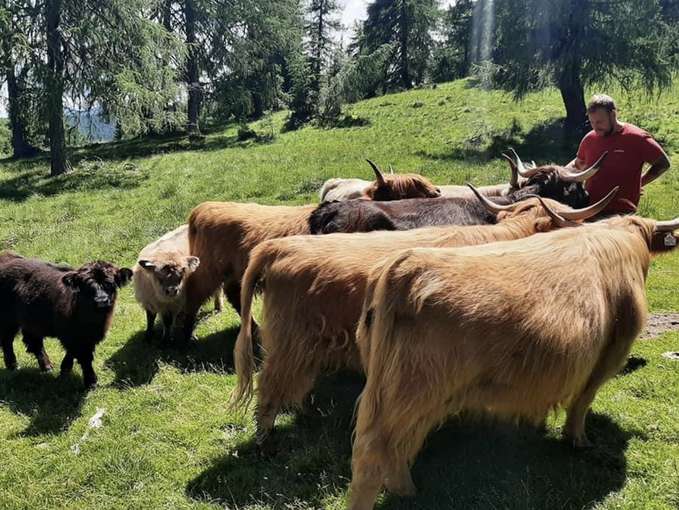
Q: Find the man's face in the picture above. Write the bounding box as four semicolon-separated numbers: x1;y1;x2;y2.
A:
588;108;616;136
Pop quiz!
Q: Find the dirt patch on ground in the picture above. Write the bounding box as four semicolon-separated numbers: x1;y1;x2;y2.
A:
640;313;679;340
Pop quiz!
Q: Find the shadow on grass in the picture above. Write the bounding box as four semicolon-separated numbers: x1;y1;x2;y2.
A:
0;161;150;202
417;117;584;167
0;366;87;436
105;321;239;388
188;380;636;510
0;129;274;203
380;413;636;509
186;371;364;508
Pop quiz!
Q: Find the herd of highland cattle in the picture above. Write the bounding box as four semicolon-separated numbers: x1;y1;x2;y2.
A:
1;150;678;509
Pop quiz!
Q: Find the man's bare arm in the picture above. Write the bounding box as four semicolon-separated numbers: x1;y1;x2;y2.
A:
567;157;586;170
641;151;671;187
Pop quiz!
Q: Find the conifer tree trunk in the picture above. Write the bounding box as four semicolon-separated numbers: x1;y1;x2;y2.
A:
399;0;410;89
185;0;201;135
46;0;68;175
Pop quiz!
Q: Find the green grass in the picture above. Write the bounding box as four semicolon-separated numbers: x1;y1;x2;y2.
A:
1;79;679;509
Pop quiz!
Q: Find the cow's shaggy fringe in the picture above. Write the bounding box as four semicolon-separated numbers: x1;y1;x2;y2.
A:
348;216;666;510
363;173;441;201
320;173;440;202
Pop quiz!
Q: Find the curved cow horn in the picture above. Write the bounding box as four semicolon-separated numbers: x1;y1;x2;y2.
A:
525;195;580;228
466;183;516;213
388;164;395;175
509;147;540;178
655;218;679;232
562;151;608;182
558;186;619;221
501;152;519;188
367;159;386;185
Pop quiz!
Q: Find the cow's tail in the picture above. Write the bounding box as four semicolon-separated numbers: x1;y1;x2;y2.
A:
230;246;270;410
354;249;414;429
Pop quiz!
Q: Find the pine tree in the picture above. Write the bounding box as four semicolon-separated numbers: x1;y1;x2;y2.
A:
0;0;40;158
305;0;342;100
361;0;438;91
431;0;474;83
491;0;674;131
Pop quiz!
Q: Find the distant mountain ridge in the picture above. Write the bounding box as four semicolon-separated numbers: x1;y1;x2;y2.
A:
64;106;116;142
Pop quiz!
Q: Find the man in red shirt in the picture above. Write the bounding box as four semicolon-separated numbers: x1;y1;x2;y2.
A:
568;94;670;214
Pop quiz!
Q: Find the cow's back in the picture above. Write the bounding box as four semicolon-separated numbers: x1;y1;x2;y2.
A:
0;257;71;336
363;226;650;420
138;224;190;260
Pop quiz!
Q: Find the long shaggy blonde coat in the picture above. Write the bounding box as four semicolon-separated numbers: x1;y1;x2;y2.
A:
348;216;677;510
231;198;599;444
182;201;316;341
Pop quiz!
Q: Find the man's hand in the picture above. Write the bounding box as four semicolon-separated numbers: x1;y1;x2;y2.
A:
641;151;671;187
567;157;587;170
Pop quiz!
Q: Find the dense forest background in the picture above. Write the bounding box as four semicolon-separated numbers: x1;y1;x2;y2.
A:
1;0;677;173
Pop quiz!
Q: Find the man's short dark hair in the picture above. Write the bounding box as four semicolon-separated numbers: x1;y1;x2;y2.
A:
587;94;616;113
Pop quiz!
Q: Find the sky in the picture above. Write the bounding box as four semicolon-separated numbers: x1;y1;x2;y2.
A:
0;1;457;119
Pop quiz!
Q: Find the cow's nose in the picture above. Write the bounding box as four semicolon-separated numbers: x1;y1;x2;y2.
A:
95;297;111;308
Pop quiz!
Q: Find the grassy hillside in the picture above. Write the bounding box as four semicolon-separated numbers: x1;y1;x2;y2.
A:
0;79;678;509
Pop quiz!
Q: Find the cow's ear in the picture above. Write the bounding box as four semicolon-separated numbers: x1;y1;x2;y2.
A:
116;268;133;288
138;259;155;271
62;272;80;288
185;256;200;272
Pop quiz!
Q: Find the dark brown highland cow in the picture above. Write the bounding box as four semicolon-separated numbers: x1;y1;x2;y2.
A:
0;251;132;388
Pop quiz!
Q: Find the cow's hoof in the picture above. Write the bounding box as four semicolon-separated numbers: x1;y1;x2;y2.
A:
83;379;98;390
256;431;277;457
257;440;277;457
6;363;19;371
570;436;594;449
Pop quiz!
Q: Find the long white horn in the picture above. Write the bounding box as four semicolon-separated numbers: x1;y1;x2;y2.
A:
501;152;519;188
655;218;679;232
509;147;539;178
562;151;608;182
366;159;386;185
558;186;619;221
467;184;515;213
528;195;580;228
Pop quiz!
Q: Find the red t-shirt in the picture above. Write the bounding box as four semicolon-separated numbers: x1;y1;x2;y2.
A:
577;123;664;214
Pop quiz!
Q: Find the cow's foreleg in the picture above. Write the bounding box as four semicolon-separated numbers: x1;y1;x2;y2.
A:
213;286;224;312
22;333;53;372
60;351;74;375
161;312;174;345
76;349;97;389
1;324;19;370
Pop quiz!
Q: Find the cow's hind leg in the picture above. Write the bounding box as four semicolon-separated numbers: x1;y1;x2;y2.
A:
255;359;320;448
22;333;53;372
564;335;635;448
349;416;416;510
348;448;385;510
1;323;19;370
225;282;260;345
